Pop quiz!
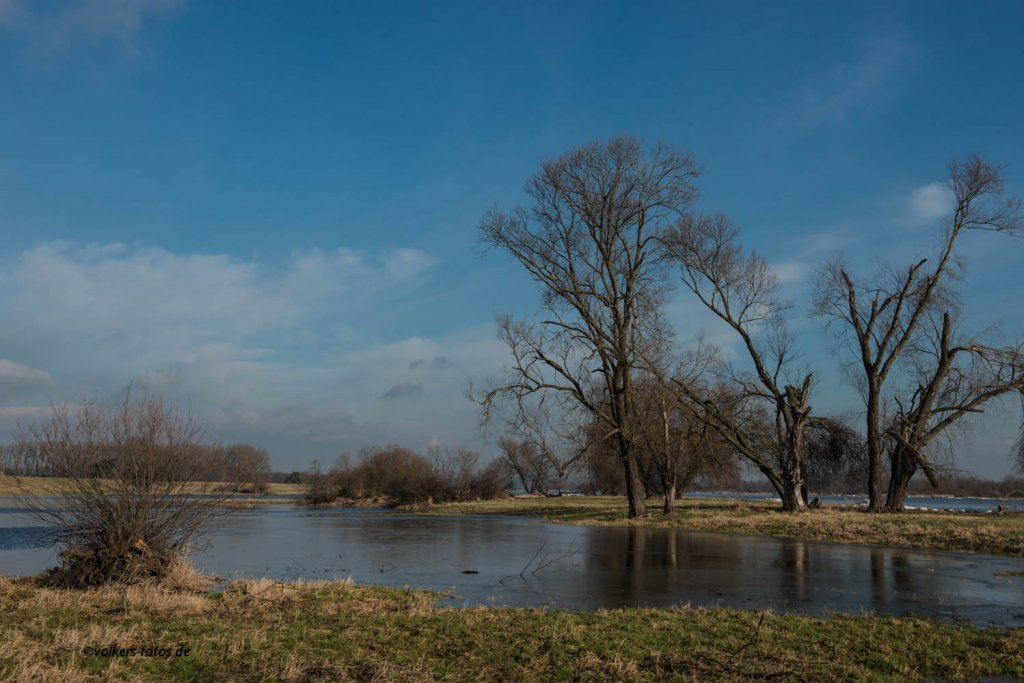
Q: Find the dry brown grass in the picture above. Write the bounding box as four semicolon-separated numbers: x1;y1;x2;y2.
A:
0;573;1021;682
0;475;305;499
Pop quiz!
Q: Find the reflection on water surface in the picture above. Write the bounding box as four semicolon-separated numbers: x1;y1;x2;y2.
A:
1;503;1021;626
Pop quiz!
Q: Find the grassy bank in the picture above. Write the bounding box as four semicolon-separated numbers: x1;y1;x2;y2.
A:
0;572;1021;682
422;496;1024;557
0;476;304;501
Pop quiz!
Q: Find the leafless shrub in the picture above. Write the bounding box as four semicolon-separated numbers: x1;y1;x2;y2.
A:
17;392;223;588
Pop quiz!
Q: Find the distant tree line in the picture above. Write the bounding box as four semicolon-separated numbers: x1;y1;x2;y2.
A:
2;438;272;493
305;445;510;506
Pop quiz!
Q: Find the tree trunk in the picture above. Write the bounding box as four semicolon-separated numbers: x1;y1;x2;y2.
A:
779;380;811;513
663;481;676;515
621;447;647;518
758;466;798;511
865;390;883;512
780;473;808;512
885;449;917;512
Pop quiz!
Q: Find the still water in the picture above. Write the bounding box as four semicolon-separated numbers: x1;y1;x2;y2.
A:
2;501;1022;626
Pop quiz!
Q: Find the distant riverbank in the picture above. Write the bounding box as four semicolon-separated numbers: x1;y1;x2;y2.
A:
4;477;1023;556
420;496;1024;558
0;475;304;504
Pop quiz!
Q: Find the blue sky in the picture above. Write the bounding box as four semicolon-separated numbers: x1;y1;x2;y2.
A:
0;0;1022;476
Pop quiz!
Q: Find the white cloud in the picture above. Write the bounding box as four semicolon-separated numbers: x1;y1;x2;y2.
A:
1;0;183;57
906;182;952;223
792;27;920;128
0;240;503;468
771;260;807;286
383;248;437;281
46;0;182;53
0;0;29;27
0;359;53;391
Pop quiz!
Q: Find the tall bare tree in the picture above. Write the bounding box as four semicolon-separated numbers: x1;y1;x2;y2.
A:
665;214;816;511
477;136;700;518
882;313;1024;510
814;155;1024;511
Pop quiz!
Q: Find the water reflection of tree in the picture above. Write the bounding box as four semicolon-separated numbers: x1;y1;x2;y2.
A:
583;527;743;603
779;540;809;603
868;547;942;614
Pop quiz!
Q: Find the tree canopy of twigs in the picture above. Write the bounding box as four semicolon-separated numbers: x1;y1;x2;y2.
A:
475;136;700;518
813;154;1024;511
664;213;822;511
17;392;224;587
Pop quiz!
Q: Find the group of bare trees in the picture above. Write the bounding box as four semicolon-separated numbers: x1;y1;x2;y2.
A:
5;427;273;493
579;373;740;512
306;444;510;506
201;443;272;493
0;441;48;476
478;137;1024;516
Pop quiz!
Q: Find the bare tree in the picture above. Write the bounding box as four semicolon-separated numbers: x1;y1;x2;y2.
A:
17;392;222;587
814;155;1024;511
428;445;482;500
1016;420;1024;475
497;393;592;492
883;312;1024;510
632;339;734;513
665;214;816;511
476;136;700;518
227;443;271;492
497;437;552;494
633;374;735;513
205;443;272;492
0;441;47;476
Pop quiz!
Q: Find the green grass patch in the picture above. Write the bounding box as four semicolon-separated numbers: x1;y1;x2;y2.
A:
0;575;1020;682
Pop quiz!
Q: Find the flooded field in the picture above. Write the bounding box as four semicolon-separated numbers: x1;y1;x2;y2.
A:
2;501;1022;627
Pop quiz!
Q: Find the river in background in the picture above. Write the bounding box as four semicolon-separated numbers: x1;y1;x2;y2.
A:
1;501;1022;627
